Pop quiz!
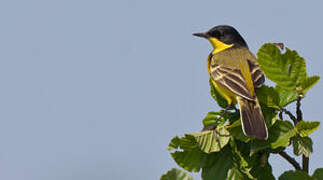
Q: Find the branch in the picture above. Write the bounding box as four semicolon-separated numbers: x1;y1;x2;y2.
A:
302;155;309;173
279;151;302;170
280;107;297;125
296;97;309;173
279;111;283;121
202;105;232;131
296;97;303;122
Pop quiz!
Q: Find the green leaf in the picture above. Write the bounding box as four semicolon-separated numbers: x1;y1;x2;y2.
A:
250;161;275;180
227;167;253;180
312;168;323;180
292;136;313;157
188;127;230;153
227;168;245;180
262;105;278;127
256;85;280;109
256;84;297;108
168;136;199;151
300;75;320;93
226;111;241;124
168;137;182;151
233;140;275;180
160;168;195;180
251;120;296;155
202;111;226;127
266;120;296;149
229;140;275;180
275;86;298;107
257;43;307;91
227;120;251;142
171;150;206;172
255;85;279;127
168;135;206;172
279;170;312;180
230;140;254;179
209;79;229;108
284;48;307;86
295;121;320;137
202;146;233;180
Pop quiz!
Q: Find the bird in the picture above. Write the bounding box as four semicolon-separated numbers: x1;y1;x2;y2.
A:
193;25;268;140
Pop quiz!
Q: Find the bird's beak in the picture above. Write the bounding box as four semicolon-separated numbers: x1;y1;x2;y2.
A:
192;32;209;38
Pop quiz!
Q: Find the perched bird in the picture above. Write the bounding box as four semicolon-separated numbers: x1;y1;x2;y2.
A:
193;25;268;139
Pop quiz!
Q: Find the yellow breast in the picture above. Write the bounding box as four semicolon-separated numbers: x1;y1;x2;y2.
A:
207;54;237;105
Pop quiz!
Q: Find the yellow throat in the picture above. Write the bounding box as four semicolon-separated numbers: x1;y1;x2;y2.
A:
208;38;233;54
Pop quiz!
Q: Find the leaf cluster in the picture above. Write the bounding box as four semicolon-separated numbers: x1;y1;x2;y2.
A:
161;44;321;179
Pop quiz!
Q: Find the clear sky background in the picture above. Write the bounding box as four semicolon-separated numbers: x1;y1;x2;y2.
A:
0;0;322;180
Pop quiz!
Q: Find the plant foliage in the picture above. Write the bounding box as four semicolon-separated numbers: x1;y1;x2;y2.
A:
161;43;321;179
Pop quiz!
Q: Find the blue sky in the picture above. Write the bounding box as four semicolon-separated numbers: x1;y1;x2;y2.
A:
0;0;322;179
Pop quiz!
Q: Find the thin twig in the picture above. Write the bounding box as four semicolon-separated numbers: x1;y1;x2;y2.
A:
280;107;297;125
279;151;302;170
202;105;232;131
296;97;309;173
279;111;283;121
302;155;309;173
296;97;303;122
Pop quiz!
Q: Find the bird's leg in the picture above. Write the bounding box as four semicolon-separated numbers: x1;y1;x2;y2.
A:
202;104;232;131
233;105;239;113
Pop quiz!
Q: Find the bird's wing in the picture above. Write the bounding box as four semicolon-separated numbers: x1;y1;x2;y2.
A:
210;63;255;101
248;59;265;88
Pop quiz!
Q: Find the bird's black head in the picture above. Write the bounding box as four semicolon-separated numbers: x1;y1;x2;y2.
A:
193;25;248;48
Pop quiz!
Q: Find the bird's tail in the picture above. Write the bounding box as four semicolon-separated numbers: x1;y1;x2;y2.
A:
237;96;268;140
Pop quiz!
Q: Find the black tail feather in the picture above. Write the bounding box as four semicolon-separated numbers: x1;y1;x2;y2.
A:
237;97;268;140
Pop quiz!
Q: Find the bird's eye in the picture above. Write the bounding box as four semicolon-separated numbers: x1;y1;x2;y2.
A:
209;30;220;38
